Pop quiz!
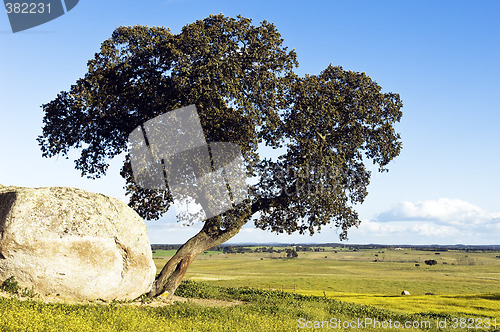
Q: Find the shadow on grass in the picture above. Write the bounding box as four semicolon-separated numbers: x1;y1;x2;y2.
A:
441;293;500;301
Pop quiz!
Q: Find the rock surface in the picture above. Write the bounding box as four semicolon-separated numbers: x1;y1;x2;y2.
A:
0;184;156;300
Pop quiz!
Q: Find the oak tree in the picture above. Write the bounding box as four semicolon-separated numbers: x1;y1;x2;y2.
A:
425;260;438;266
38;14;403;298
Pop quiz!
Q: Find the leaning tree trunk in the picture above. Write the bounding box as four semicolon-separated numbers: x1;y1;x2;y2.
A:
147;214;247;299
146;193;282;299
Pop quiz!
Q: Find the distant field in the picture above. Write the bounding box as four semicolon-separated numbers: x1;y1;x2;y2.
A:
154;247;500;319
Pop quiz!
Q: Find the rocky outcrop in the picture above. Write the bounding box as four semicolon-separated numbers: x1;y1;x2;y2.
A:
0;184;156;300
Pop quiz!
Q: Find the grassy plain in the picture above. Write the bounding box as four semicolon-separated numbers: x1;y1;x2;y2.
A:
154;247;500;319
0;246;497;331
2;282;478;332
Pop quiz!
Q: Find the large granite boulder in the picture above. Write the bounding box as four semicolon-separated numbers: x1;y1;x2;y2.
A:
0;184;156;300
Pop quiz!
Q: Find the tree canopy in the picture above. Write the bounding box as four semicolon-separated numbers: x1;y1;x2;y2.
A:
38;14;402;297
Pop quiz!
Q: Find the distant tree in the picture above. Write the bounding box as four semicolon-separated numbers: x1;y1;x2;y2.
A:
263;247;273;253
223;246;235;254
424;260;438;266
286;248;298;259
37;14;403;299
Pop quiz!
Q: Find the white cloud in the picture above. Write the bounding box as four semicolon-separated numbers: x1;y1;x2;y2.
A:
410;222;462;237
358;220;461;237
375;198;500;225
350;198;500;244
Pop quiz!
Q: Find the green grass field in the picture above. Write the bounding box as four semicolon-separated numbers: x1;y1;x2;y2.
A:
0;247;498;331
153;247;500;319
5;281;492;332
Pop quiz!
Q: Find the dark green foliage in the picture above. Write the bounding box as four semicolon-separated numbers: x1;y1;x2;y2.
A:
286;248;298;258
1;276;20;294
38;14;403;241
0;276;37;298
425;260;438;266
19;287;37;298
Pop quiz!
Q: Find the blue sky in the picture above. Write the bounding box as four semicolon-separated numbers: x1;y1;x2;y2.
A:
1;1;499;245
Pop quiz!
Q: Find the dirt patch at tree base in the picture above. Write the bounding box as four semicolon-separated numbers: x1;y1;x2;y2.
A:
0;290;244;308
